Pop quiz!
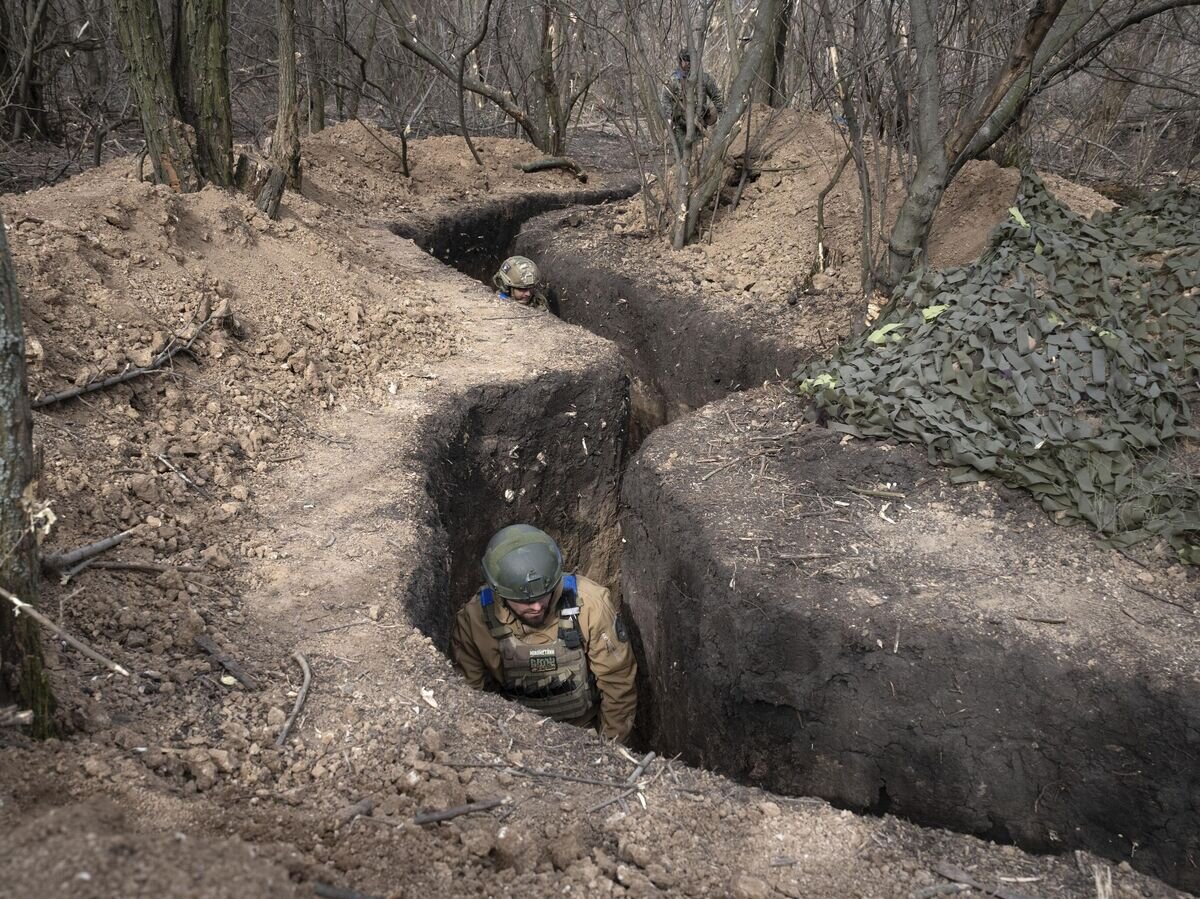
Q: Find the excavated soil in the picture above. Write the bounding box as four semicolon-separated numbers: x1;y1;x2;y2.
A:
0;120;1190;899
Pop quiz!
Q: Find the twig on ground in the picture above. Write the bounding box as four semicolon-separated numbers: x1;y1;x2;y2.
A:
32;314;215;408
86;560;203;574
701;456;744;482
625;751;656;784
0;585;130;676
587;787;639;814
932;861;1038;899
156;454;213;498
276;651;312;747
194;634;260;689
413;798;502;825
1013;615;1068;625
1125;582;1194;615
848;486;907;500
42;527;138;572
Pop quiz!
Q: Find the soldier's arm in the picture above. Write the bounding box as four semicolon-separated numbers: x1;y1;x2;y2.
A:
706;73;725;115
450;605;488;690
587;588;638;742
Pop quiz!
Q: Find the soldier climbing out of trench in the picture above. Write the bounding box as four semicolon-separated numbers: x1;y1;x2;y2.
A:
451;524;637;743
493;255;558;314
662;48;725;159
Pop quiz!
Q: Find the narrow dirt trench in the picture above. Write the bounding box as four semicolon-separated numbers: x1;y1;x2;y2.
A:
399;193;1200;893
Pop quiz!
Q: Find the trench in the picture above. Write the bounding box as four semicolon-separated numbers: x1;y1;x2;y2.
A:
390;190;1200;892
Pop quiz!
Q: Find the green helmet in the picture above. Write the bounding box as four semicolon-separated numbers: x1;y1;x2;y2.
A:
494;255;540;291
482;524;563;601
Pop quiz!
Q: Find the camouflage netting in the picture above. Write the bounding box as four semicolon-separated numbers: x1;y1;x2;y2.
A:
795;174;1200;563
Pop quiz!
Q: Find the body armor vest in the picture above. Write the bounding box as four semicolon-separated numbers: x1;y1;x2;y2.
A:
479;575;598;722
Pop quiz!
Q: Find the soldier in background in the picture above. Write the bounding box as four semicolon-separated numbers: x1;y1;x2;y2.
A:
662;48;725;158
493;255;549;310
452;524;637;743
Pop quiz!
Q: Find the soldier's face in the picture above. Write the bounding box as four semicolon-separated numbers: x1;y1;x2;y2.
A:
507;592;552;626
512;285;534;303
679;57;690;75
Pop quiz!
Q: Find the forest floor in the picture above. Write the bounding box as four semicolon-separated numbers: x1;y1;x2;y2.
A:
0;120;1190;899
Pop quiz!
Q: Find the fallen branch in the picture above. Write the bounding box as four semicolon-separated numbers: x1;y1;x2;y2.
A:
41;528;138;572
443;760;628;789
932;862;1037;899
0;585;130;676
276;651;312;747
625;750;656;784
848;486;907;500
1125;582;1194;615
413;798;502;825
586;786;638;814
515;156;587;182
194;634;259;690
87;560;203;574
32;315;215;409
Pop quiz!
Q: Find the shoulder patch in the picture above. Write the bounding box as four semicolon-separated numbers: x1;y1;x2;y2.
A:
614;614;629;643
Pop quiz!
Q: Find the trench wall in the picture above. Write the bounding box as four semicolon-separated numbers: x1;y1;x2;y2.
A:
621;400;1200;891
405;336;628;650
390;185;637;287
516;213;813;445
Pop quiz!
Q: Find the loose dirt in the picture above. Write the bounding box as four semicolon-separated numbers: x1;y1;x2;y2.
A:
0;121;1188;899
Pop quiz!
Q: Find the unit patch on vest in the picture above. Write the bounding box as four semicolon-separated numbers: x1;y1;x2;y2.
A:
529;648;558;672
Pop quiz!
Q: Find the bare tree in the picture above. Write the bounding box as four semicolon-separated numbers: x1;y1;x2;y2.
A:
113;0;204;190
272;0;301;185
668;0;783;248
0;211;54;738
174;0;235;185
882;0;1200;290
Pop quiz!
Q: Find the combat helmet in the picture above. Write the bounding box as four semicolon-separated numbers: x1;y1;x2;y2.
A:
494;255;540;291
482;524;563;601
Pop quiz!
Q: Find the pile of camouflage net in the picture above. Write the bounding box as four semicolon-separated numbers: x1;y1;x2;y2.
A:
794;174;1200;563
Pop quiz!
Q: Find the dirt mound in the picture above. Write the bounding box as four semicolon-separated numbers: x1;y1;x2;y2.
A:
301;122;597;216
601;109;1114;304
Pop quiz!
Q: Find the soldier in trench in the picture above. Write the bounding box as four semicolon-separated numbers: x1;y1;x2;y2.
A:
493;255;557;313
451;524;637;743
662;48;725;159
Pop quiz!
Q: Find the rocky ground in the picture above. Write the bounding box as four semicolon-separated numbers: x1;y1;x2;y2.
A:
0;121;1191;898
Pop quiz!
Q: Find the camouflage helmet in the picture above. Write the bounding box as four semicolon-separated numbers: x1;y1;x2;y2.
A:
481;524;563;602
494;255;540;291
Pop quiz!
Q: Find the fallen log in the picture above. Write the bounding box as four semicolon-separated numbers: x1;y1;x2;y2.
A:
515;156;587;183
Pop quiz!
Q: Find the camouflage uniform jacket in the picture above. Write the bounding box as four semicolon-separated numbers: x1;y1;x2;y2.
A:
661;69;725;128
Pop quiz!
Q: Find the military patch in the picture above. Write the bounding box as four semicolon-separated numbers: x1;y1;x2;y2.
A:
614;615;629;643
529;648;558;672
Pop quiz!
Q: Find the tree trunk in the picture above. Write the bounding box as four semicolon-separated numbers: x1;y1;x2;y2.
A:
10;0;52;140
883;0;946;289
298;0;325;132
0;211;55;737
174;0;233;185
758;0;793;108
114;0;202;191
272;0;301;187
344;0;380;120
